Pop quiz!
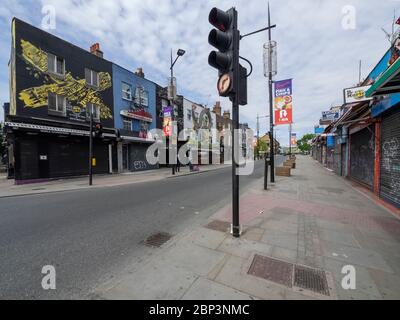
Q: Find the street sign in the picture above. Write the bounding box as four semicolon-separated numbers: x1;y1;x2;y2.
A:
217;73;232;96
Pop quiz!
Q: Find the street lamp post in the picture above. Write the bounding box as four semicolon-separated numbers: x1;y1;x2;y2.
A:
169;48;186;175
88;88;101;187
89;103;93;186
263;3;277;184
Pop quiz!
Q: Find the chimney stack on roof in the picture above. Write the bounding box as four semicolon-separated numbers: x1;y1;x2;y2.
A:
90;43;103;58
223;110;231;120
135;68;145;78
213;101;222;116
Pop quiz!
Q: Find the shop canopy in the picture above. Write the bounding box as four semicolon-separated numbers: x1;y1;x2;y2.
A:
366;58;400;97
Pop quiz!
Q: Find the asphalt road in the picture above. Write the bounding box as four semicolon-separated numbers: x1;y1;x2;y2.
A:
0;157;284;299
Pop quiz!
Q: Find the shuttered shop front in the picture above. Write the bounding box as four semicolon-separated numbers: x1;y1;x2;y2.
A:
350;125;375;189
380;110;400;208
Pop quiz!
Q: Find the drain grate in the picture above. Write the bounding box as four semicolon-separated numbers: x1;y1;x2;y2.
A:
206;220;231;233
143;232;173;248
248;255;294;288
294;265;330;296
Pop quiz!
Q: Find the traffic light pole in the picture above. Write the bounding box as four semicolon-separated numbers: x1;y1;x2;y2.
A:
208;7;276;238
231;13;241;238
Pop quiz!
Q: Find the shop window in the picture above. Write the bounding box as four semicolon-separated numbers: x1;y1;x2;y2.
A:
85;68;99;87
122;82;132;101
48;92;66;116
47;53;65;76
86;103;100;121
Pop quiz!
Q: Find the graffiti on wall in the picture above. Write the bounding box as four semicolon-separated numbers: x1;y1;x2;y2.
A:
18;39;113;119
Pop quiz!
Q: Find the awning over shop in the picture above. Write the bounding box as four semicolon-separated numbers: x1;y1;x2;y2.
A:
366;58;400;97
5;121;115;138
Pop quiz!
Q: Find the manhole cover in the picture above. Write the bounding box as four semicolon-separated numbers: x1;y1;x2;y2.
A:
206;220;231;233
143;232;173;248
248;255;294;288
294;265;330;296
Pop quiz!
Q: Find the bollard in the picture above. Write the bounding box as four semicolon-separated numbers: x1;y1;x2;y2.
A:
264;157;269;190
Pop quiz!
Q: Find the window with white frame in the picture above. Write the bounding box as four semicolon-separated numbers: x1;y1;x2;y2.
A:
123;119;132;131
48;92;66;115
85;68;99;87
47;53;65;75
134;86;149;107
122;82;132;101
86;103;100;121
187;109;192;121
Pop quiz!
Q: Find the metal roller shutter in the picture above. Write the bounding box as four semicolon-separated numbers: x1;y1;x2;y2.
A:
350;126;375;188
380;111;400;208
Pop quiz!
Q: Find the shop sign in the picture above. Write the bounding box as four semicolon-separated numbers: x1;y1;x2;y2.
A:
120;109;153;122
344;85;373;104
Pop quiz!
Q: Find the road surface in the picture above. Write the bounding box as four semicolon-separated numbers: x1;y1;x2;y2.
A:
0;157;284;299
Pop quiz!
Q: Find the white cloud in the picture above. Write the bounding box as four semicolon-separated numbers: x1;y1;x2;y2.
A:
0;0;398;145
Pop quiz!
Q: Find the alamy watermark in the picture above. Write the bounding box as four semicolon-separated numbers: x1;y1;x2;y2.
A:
41;5;56;30
341;5;356;30
145;127;255;176
341;265;356;290
41;265;56;290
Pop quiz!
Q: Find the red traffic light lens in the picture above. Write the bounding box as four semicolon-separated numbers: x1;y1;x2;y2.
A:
209;7;231;32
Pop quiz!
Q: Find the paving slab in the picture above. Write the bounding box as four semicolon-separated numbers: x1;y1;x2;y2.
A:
99;259;198;300
184;227;228;250
217;237;273;260
182;277;256;300
160;242;226;277
319;228;361;248
260;230;298;251
369;269;400;300
321;240;393;273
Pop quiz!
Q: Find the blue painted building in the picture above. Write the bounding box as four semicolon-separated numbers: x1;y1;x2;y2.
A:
112;65;158;172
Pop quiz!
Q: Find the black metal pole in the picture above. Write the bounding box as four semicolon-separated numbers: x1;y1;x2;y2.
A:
264;156;268;190
268;3;275;183
170;49;176;176
232;97;240;237
289;123;292;156
89;105;93;186
232;9;240;238
257;114;260;160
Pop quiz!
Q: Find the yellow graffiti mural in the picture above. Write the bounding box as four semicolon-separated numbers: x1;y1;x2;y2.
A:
18;40;113;120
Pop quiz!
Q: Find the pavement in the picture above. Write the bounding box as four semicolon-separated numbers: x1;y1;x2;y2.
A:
94;155;400;300
0;163;230;198
0;159;280;299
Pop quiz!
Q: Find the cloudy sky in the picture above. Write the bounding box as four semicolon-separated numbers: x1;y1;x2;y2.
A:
0;0;399;145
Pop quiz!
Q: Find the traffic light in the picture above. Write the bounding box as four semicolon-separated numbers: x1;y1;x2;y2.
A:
208;7;239;98
94;123;103;138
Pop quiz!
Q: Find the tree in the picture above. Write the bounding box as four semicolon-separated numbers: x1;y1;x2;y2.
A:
255;139;268;159
297;133;316;154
